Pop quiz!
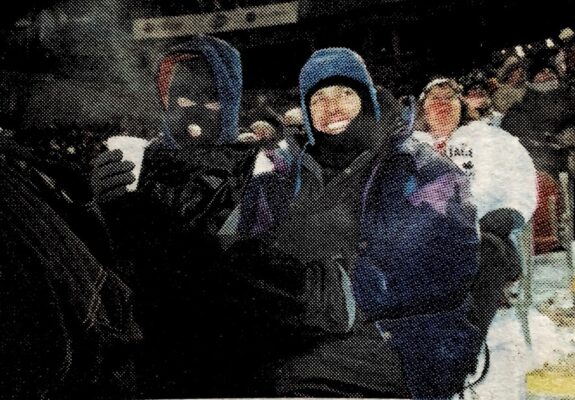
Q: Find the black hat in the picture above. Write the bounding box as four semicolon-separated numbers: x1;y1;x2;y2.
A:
459;69;489;93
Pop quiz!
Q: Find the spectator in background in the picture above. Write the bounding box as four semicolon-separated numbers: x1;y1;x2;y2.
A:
493;57;529;113
283;106;303;127
413;77;537;236
241;91;283;140
282;106;305;144
460;69;503;126
412;77;538;339
502;55;575;255
501;57;575;177
556;27;575;78
560;33;575;89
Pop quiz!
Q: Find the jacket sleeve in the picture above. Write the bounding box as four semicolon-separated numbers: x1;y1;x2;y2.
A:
216;239;356;339
0;255;70;399
471;230;522;336
138;146;258;235
473;127;538;223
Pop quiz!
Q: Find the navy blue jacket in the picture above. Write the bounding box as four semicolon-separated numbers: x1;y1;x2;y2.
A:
237;48;483;399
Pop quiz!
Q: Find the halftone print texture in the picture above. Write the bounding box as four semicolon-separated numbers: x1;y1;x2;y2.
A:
1;1;575;399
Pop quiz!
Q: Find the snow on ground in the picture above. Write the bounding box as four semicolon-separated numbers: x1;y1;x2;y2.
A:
464;308;575;400
462;252;575;400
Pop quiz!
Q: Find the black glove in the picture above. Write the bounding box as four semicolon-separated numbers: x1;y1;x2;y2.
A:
90;149;136;203
220;238;352;336
479;208;525;239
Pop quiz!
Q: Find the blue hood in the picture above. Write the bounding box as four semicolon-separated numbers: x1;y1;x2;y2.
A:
299;48;381;145
158;35;242;145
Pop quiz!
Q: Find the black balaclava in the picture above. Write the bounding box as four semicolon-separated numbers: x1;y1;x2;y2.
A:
165;57;221;146
306;76;377;172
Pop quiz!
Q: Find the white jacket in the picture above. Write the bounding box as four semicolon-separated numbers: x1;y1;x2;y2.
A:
413;121;538;223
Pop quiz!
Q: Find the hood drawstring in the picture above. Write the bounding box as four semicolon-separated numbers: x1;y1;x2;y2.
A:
293;141;309;195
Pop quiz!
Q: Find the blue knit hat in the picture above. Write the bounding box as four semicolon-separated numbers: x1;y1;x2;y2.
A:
299;48;381;145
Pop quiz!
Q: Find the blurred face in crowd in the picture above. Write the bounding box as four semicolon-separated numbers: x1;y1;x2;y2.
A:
250;120;276;141
283;107;303;127
464;86;491;112
533;67;558;83
566;44;575;73
310;85;362;135
508;67;526;85
423;84;462;138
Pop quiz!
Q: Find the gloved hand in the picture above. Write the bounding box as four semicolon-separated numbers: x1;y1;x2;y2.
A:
479;208;525;238
90;149;136;203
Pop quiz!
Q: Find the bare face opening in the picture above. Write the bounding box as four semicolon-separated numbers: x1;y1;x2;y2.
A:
464;87;491;113
310;85;362;135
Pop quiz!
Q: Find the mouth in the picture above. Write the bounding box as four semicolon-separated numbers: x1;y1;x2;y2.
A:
187;124;202;137
326;119;351;133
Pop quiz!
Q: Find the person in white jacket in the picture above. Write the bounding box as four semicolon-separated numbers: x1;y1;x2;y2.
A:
412;80;539;391
412;78;538;226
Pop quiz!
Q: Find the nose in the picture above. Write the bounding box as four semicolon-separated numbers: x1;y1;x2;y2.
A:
434;98;451;108
325;98;342;116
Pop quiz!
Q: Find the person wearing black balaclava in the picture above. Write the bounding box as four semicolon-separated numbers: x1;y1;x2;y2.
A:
88;36;258;397
161;56;222;146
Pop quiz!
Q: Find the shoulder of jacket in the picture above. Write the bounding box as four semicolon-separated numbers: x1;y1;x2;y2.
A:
453;121;517;144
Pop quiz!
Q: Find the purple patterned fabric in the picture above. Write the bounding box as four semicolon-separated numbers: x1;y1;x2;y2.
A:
408;173;465;215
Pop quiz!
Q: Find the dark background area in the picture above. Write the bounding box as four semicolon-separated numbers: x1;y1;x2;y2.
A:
0;0;574;132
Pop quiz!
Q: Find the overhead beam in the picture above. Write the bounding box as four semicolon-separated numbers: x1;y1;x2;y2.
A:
132;1;299;40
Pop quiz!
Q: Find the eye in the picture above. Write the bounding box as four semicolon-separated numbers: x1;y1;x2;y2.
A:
177;97;196;108
343;88;355;96
205;102;221;111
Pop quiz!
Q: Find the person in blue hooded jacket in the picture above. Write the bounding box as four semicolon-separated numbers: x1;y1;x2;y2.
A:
89;36;259;397
215;48;483;398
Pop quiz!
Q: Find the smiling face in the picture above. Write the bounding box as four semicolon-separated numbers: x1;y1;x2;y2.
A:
309;85;362;135
423;84;462;139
